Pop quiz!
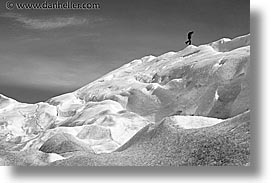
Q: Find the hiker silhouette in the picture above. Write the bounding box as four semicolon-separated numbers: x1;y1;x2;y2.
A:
185;31;194;45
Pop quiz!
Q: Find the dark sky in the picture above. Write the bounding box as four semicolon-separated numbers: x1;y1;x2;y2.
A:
0;0;250;103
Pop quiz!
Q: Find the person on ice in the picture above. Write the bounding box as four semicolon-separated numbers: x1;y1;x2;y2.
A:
185;31;194;45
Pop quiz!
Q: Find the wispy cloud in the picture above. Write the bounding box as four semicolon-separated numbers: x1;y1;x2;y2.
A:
1;13;88;30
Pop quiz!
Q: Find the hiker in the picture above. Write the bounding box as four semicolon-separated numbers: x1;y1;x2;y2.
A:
185;31;194;45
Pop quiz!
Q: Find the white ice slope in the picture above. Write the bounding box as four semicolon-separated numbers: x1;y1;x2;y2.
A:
0;34;250;161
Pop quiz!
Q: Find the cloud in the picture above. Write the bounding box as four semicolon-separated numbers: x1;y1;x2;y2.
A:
1;13;88;30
